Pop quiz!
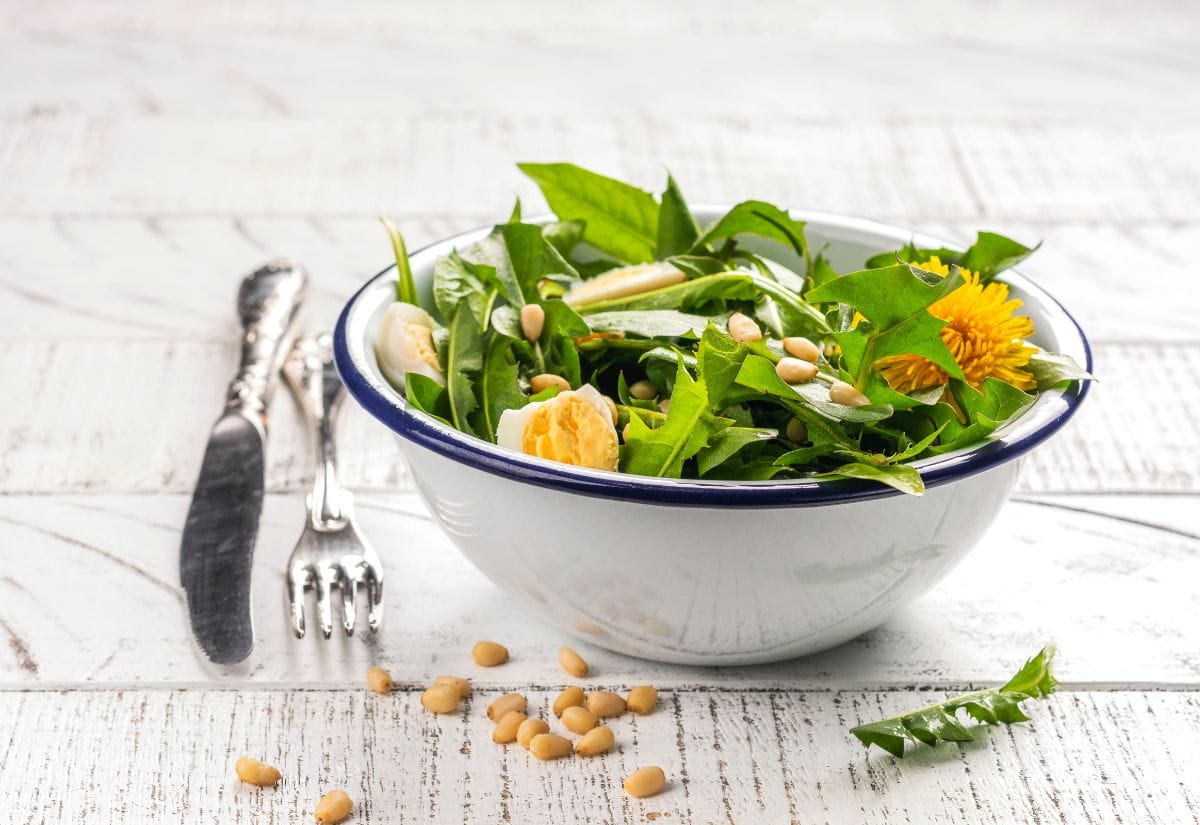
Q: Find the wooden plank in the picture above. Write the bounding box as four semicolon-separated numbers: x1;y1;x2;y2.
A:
4;0;1197;47
2;687;1198;824
2;217;1195;344
0;493;1195;687
0;337;1189;495
2;30;1197;123
2;117;1199;221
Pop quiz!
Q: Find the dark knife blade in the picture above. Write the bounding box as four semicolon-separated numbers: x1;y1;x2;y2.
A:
180;411;266;664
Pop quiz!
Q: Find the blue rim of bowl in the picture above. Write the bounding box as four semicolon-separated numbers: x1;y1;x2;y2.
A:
333;212;1093;508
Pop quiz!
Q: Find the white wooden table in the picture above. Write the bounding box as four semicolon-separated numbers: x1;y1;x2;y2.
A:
2;1;1199;821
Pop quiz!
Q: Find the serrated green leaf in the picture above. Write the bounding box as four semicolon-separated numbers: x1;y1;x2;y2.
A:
734;355;894;424
446;305;483;435
696;324;751;411
519;162;659;263
404;373;451;424
657;174;700;259
478;336;526;442
621;359;731;478
850;647;1057;758
819;461;925;495
693;200;810;264
696;426;777;476
1025;351;1094;391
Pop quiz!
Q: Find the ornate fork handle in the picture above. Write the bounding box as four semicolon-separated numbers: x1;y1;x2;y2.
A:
284;333;348;530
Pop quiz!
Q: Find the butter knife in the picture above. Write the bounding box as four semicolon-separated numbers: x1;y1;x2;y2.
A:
180;259;308;664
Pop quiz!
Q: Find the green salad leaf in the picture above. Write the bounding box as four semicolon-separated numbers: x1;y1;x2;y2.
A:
622;359;732;478
380;217;418;305
657;174;701;259
850;647;1057;757
445;305;483;435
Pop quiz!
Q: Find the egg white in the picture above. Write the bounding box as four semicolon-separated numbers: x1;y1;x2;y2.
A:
375;302;444;388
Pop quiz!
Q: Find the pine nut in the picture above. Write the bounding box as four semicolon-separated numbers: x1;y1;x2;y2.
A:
624;766;666;798
529;733;573;761
487;692;526;721
586;690;627;718
558;646;589;678
314;789;353;823
517;717;550;749
561;705;598;735
626;685;658;715
727;312;762;343
553;685;586;717
628;379;657;400
472;640;509;667
434;675;471;698
786;418;807;443
421;683;460;714
575;726;615;757
366;666;394;694
530;373;571;394
493;710;527;744
783;336;821;363
829;380;871;407
602;396;619;425
776;357;818;384
234;756;281;787
621;423;631;442
658;399;671;414
520;303;546;342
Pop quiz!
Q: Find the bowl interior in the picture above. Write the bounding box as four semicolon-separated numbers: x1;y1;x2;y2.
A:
336;209;1091;503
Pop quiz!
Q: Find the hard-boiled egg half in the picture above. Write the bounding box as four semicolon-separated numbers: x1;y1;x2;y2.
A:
375;302;444;388
496;384;619;472
563;262;685;308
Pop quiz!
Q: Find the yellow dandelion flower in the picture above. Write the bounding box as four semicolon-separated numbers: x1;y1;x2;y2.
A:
875;256;1037;394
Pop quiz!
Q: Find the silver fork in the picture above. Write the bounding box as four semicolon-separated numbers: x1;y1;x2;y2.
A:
282;333;383;638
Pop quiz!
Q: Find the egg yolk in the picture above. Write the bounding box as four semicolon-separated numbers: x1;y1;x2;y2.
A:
521;394;619;471
405;322;442;373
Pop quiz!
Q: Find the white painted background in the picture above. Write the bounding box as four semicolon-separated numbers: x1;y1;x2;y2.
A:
1;1;1198;822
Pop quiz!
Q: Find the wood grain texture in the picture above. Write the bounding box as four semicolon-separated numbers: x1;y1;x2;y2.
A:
1;338;1191;495
0;492;1195;687
3;687;1199;824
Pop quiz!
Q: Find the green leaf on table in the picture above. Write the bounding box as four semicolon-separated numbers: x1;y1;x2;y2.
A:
1025;350;1094;391
850;646;1057;757
621;359;732;478
445;305;484;435
478;335;527;442
380;217;418;305
584;310;709;339
818;461;925;495
518;162;659;263
693;200;810;264
656;173;701;259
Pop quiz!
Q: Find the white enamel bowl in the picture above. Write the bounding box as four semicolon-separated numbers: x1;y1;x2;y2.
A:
334;210;1091;665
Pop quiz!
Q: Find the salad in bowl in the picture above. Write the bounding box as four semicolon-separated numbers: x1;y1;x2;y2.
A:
333;163;1091;664
371;162;1090;496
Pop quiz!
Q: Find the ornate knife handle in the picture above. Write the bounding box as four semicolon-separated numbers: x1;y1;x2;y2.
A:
228;259;309;417
283;334;348;530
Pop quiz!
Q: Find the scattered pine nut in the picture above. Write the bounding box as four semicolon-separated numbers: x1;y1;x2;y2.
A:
624;766;666;798
421;683;460;714
560;705;599;735
575;726;615;757
366;666;394;694
234;756;281;787
558;646;589;678
472;640;509;667
626;685;658;715
586;690;627;718
785;418;807;442
517;717;550;749
530;373;571;394
520;303;546;343
628;379;657;400
314;789;353;823
487;692;527;721
602;396;619;425
493;710;527;744
727;312;762;343
783;336;821;363
775;357;818;384
829;380;871;407
553;685;586;717
529;733;573;761
434;675;471;698
642;617;670;637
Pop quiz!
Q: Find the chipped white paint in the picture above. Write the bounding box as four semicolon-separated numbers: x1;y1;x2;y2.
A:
0;0;1198;821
